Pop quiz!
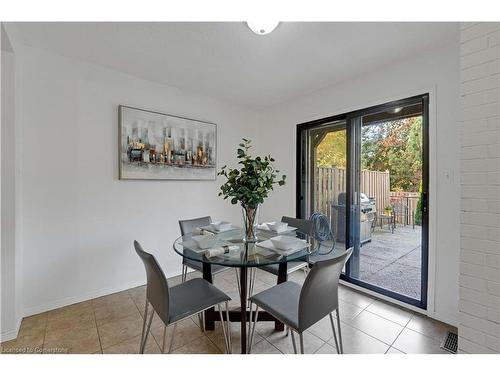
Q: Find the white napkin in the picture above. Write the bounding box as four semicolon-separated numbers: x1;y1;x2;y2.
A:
204;245;239;258
192;227;214;236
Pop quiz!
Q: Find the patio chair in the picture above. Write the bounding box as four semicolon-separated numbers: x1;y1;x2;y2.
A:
392;202;415;230
378;210;395;234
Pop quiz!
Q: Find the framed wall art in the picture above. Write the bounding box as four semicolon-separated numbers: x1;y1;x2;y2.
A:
118;105;217;180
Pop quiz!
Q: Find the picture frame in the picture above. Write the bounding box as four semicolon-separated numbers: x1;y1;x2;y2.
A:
118;105;217;180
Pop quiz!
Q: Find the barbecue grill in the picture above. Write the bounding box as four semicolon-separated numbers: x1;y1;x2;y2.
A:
332;192;376;244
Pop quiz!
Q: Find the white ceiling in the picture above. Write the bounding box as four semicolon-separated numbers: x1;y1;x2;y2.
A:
5;22;458;109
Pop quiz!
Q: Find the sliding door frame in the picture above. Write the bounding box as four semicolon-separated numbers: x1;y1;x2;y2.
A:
296;93;430;309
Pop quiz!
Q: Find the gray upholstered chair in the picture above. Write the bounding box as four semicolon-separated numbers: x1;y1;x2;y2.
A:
134;240;232;354
178;216;230;282
247;217;311;300
258;217;311;278
248;248;353;354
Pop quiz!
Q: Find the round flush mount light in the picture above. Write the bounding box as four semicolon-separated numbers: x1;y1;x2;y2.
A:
246;21;279;35
391;107;404;114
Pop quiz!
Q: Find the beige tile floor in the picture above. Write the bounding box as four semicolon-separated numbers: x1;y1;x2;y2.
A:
0;269;456;354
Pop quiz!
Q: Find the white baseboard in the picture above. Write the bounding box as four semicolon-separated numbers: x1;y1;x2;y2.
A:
0;318;22;343
21;265;186;318
22;279;146;318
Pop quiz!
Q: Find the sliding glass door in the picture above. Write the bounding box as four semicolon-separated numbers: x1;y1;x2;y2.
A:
298;120;347;250
297;94;429;308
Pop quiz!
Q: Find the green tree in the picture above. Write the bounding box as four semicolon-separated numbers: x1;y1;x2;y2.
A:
361;117;422;192
316;131;347;168
315;116;422;192
414;181;423;225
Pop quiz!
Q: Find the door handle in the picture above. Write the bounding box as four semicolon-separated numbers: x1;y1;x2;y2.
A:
422;192;428;213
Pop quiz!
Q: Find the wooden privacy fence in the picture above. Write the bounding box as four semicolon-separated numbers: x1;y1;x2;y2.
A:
314;167;420;225
315;167;347;220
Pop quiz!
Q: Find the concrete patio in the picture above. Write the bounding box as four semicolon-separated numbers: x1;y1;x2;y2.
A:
356;225;422;299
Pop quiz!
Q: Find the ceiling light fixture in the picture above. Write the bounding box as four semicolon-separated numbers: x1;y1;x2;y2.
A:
246;21;279;35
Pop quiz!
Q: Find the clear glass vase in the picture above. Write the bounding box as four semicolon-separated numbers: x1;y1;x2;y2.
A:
241;204;260;242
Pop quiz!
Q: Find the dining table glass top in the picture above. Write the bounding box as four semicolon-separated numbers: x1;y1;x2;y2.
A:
173;227;327;268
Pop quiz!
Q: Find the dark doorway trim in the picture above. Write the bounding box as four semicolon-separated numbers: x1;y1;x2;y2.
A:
296;94;429;310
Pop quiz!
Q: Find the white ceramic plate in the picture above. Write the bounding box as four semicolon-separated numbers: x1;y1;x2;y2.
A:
270;235;304;250
210;221;232;232
267;221;288;232
256;238;310;256
191;235;217;250
200;223;239;233
256;223;297;234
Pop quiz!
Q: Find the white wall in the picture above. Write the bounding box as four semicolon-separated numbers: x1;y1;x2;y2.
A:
458;22;500;354
1;24;21;341
15;45;261;316
257;41;461;325
8;32;462;329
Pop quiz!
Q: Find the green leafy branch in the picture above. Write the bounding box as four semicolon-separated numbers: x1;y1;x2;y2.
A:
218;139;286;209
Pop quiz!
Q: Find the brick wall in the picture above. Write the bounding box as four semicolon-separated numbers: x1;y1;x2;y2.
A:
459;22;500;353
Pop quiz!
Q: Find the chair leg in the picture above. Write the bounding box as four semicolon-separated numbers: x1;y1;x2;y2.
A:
225;301;232;353
248;268;255;300
250;269;256;297
181;265;187;282
139;300;149;351
235;269;241;297
336;308;344;354
197;313;202;332
290;330;298;354
299;333;304;354
168;323;177;353
248;305;259;353
329;312;340;354
140;308;154;354
247;302;254;349
218;304;230;354
199;312;205;332
161;324;167;353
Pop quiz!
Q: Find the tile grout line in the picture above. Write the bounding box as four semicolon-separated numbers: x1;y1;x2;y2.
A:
31;274;449;354
340;307;401;349
127;289;163;352
41;314;48;354
306;298;384;352
297;286;377;351
92;300;104;354
169;318;211;354
204;331;224;354
95;289;155;353
385;312;414;353
363;307;413;327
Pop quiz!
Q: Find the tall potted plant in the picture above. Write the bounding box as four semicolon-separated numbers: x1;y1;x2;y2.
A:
218;139;286;242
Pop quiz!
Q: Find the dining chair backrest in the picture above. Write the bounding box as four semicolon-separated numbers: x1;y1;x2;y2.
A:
281;216;312;236
134;240;170;325
298;247;353;331
179;216;212;236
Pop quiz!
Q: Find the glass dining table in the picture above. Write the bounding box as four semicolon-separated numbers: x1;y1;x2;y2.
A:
172;227;321;354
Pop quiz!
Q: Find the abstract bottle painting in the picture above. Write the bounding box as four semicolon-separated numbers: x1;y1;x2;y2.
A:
118;106;217;180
